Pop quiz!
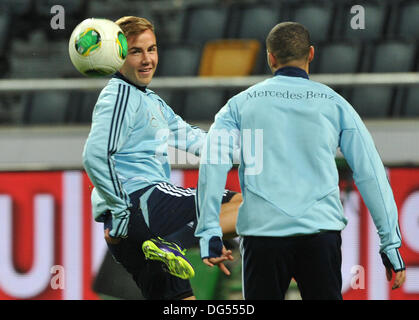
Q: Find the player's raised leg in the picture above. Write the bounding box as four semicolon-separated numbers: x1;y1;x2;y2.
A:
220;193;242;239
142;236;195;280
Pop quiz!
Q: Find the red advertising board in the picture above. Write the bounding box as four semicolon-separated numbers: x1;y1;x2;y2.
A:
0;171;100;300
339;168;419;300
0;168;418;300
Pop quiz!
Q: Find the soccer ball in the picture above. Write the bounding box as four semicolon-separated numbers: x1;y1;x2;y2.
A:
69;18;128;77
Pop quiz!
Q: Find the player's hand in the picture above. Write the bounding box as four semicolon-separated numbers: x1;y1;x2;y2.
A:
381;250;406;290
385;267;406;290
104;228;121;244
203;246;234;276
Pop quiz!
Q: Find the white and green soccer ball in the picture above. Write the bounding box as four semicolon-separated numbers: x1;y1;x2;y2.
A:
69;18;128;77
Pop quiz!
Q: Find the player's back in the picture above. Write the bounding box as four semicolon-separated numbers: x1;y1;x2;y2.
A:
232;75;350;236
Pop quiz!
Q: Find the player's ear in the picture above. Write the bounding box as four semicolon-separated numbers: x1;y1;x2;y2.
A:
267;51;278;73
308;46;315;63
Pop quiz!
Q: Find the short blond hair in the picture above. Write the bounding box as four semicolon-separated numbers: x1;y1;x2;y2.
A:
115;16;154;39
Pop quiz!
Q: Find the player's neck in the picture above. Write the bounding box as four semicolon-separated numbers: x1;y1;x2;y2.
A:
114;71;147;92
274;62;309;75
274;65;309;79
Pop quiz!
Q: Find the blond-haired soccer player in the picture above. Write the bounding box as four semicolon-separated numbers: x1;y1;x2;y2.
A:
83;16;240;300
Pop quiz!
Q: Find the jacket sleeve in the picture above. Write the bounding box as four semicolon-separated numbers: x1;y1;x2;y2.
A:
195;100;240;259
339;106;405;271
82;84;137;238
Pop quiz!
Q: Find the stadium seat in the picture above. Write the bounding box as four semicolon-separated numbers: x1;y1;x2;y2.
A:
35;0;87;39
35;0;85;16
154;89;175;110
153;89;185;118
1;0;36;40
157;43;202;77
199;39;261;76
64;91;82;123
9;56;49;78
9;34;79;78
349;86;396;118
287;2;335;43
0;94;29;124
88;0;139;22
153;42;202;119
397;1;419;39
402;87;419;117
338;1;388;41
183;89;226;122
182;38;261;121
0;11;11;58
151;7;185;44
76;91;100;123
24;92;71;124
62;91;95;124
0;92;19;125
257;55;273;75
335;87;352;103
232;3;280;41
228;2;279;75
0;57;8;78
0;105;9;124
316;41;363;74
182;5;229;45
370;40;417;72
2;0;33;17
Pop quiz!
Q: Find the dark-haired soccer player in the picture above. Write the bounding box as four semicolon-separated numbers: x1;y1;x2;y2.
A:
195;22;406;300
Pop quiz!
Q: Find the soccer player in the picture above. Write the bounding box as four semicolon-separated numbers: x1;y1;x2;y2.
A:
195;22;406;300
82;16;240;300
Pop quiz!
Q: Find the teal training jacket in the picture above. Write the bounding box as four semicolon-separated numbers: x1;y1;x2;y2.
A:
83;73;206;238
195;67;404;271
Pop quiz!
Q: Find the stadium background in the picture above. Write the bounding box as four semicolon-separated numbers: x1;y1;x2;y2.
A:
0;0;418;300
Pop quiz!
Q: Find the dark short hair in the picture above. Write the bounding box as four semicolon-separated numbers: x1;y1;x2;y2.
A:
266;22;311;64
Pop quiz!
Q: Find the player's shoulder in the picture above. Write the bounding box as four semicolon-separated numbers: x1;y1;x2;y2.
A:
230;78;271;103
106;77;144;96
98;77;144;107
88;78;145;118
145;89;173;114
145;88;166;103
306;78;335;92
306;78;352;107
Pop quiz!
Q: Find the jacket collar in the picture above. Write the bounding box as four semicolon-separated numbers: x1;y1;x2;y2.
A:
274;66;309;80
113;72;147;92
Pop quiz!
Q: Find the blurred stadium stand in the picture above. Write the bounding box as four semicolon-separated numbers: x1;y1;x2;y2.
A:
0;0;418;301
337;1;389;41
287;1;335;43
402;86;419;117
199;39;260;76
315;41;363;74
230;2;280;41
0;0;418;123
396;0;419;39
182;4;230;45
156;42;202;77
181;39;260;121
